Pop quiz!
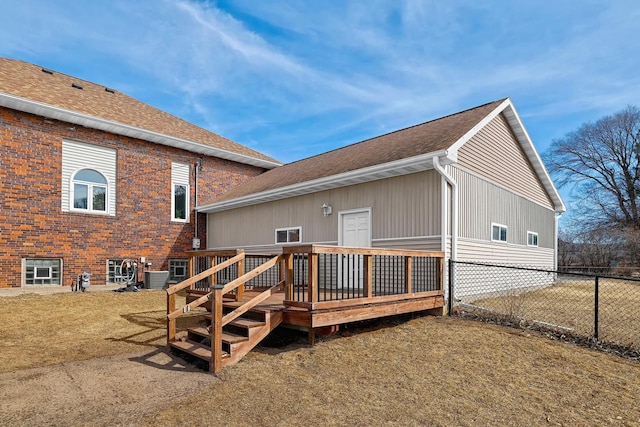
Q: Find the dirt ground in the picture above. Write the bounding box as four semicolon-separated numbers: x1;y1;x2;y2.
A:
1;292;639;426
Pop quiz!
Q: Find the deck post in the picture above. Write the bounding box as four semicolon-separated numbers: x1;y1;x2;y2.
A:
210;255;217;288
167;293;176;344
188;256;195;291
308;251;319;303
236;250;245;301
211;285;224;374
284;253;294;300
404;256;412;294
363;254;373;297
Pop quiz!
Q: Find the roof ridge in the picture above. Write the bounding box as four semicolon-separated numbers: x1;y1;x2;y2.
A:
278;98;507;167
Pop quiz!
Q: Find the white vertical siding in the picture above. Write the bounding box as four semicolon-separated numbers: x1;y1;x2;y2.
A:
61;140;117;215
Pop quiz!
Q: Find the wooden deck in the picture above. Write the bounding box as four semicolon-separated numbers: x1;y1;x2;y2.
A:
168;245;445;373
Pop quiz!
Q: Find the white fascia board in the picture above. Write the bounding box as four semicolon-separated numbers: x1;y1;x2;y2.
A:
198;149;452;213
447;97;566;213
0;93;281;169
500;102;566;213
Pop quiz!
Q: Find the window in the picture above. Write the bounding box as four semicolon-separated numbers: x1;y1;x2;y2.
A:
169;259;189;283
527;231;539;247
172;184;187;221
491;223;508;242
24;259;62;285
107;259;125;283
71;169;108;213
62;140;116;215
275;226;302;244
171;162;189;222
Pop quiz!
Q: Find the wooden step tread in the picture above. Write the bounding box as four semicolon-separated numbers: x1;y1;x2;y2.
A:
186;327;249;344
203;314;267;328
222;331;250;344
169;340;229;361
230;318;266;328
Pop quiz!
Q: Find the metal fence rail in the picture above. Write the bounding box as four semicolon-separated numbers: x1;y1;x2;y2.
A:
449;260;640;353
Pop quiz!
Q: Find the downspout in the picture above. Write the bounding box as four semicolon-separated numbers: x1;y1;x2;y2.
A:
554;212;563;271
193;158;203;248
433;156;458;261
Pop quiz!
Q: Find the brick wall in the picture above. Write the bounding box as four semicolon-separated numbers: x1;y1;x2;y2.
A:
0;107;265;287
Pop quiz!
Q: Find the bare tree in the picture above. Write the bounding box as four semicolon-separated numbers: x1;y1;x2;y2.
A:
546;106;640;267
546;106;640;231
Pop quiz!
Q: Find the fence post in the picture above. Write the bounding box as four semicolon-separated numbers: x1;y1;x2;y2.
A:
594;276;599;341
447;259;454;316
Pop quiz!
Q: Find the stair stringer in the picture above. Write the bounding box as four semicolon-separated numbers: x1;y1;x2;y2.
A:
221;310;283;368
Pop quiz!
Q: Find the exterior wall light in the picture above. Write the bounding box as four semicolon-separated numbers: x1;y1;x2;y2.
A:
321;203;333;217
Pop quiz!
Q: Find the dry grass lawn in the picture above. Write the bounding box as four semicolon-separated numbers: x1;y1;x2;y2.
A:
0;290;203;372
469;278;640;350
1;290;639;426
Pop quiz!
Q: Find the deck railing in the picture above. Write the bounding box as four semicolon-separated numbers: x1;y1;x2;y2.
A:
281;245;444;309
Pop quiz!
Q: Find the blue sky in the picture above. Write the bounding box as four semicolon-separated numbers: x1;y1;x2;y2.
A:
1;1;639;216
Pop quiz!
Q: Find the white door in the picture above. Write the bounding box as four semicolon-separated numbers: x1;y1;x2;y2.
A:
339;210;371;289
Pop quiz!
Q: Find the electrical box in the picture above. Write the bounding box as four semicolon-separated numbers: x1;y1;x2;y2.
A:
192;238;201;249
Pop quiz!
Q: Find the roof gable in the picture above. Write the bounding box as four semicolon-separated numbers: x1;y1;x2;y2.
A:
0;58;279;168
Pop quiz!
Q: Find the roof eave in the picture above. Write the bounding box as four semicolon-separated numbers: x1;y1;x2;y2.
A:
0;92;282;169
198;149;453;213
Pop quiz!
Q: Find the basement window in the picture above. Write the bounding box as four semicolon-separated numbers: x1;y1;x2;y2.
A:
169;259;189;283
275;226;302;244
24;259;62;286
491;223;508;243
527;231;539;247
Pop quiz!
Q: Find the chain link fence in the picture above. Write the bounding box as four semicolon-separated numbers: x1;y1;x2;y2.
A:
449;260;640;355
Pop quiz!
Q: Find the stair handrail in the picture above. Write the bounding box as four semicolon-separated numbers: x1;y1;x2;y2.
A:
222;279;285;327
167;252;245;296
209;254;283;373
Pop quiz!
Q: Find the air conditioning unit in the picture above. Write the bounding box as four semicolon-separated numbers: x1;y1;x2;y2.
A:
144;271;169;290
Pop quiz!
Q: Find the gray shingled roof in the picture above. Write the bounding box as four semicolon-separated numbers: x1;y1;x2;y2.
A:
206;99;506;204
0;58;278;165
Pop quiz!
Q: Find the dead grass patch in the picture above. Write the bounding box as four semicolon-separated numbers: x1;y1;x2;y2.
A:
468;278;640;350
146;316;640;427
0;290;204;372
2;291;639;426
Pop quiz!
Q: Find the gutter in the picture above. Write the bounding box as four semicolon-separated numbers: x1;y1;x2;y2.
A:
433;156;458;261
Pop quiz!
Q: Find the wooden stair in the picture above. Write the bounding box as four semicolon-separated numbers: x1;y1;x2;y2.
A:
169;294;283;371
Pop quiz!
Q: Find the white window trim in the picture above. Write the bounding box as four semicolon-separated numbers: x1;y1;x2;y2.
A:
275;226;302;244
69;168;110;215
491;223;508;243
527;231;539;247
171;183;190;222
